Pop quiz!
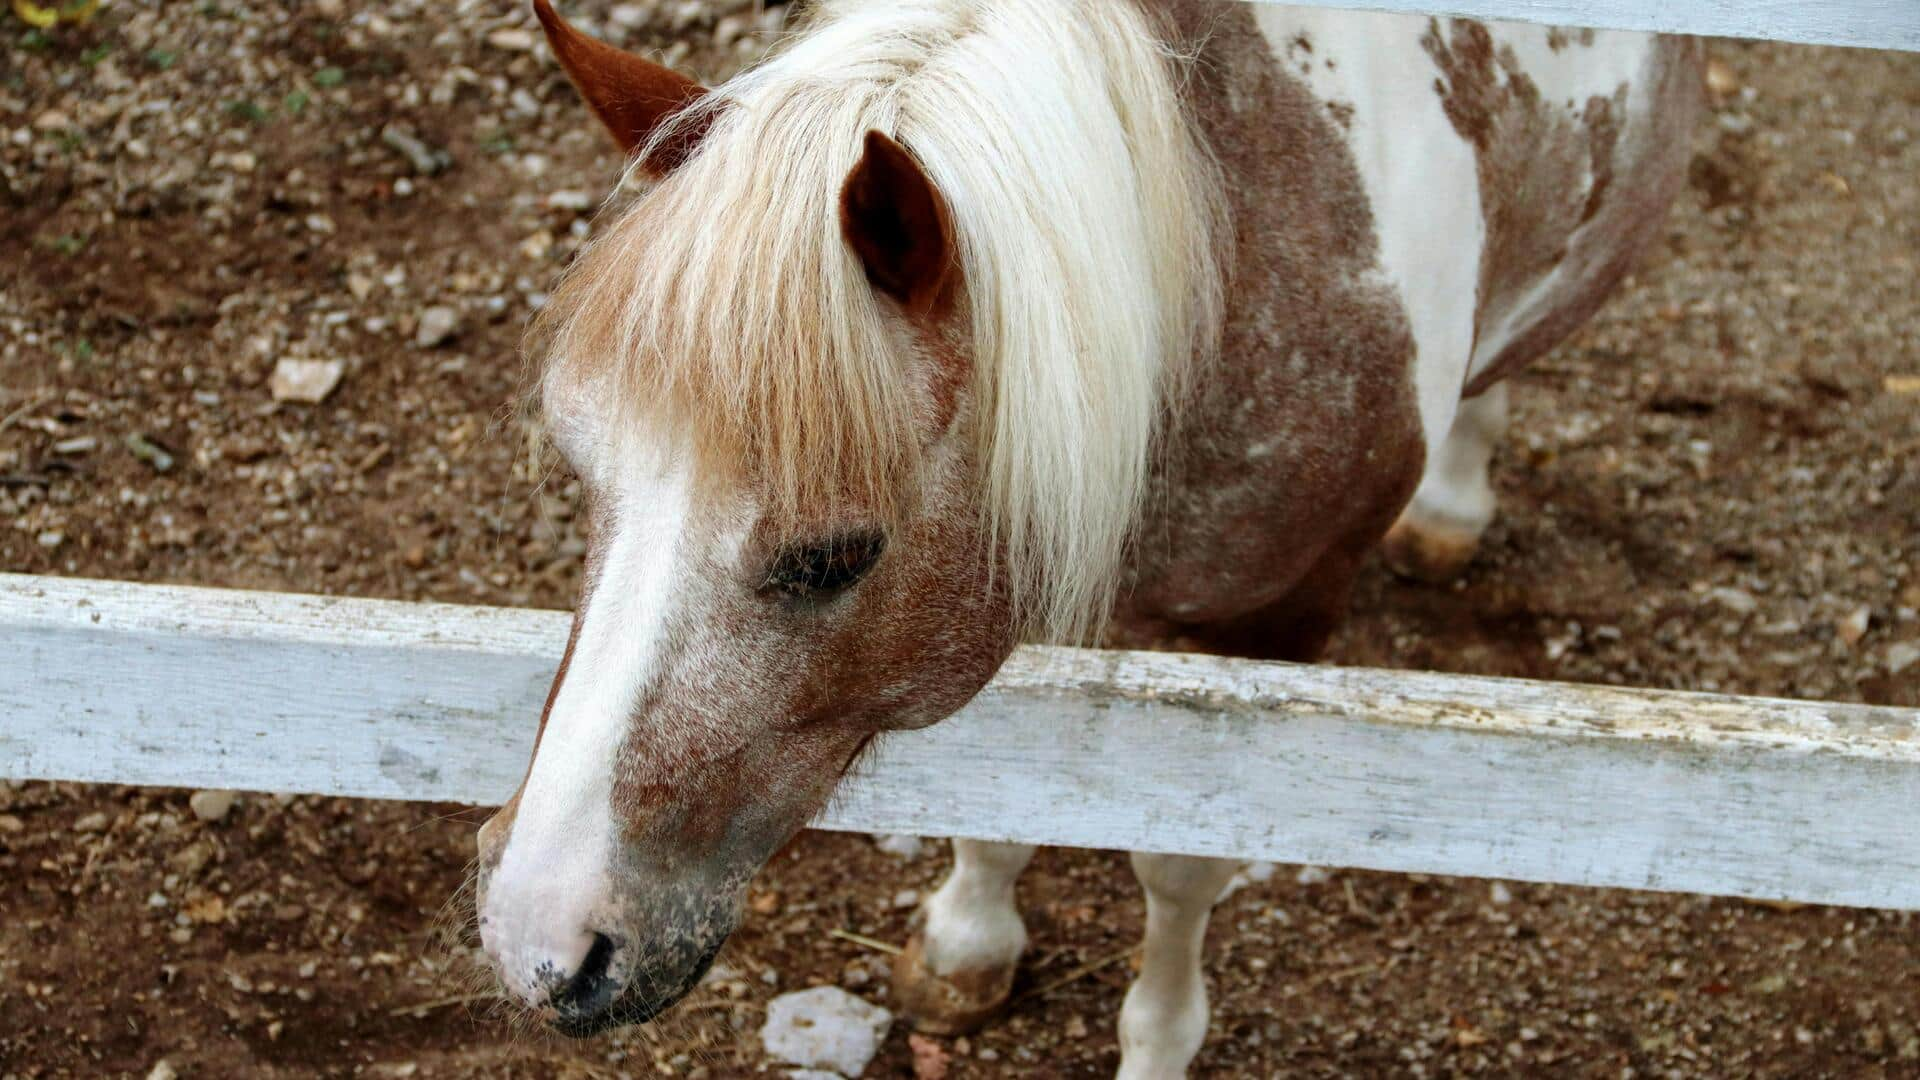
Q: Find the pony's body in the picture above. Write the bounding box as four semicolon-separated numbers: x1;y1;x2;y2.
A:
1117;5;1699;658
476;2;1701;1073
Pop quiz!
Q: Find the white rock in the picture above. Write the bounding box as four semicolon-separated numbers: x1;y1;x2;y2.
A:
1295;865;1331;885
72;811;110;833
761;987;891;1077
1489;881;1513;905
270;358;345;404
1708;586;1759;616
146;1061;179;1080
1887;641;1920;676
891;889;920;909
1836;604;1871;648
608;2;654;30
189;789;239;823
487;28;535;52
871;834;923;860
414;305;461;349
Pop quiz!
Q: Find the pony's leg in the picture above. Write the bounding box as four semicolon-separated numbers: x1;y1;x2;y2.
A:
1117;851;1243;1079
1382;381;1510;584
893;839;1037;1034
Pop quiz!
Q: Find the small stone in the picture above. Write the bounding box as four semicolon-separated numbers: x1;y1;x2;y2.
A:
414;305;461;349
1295;865;1331;885
872;834;923;859
1836;605;1871;647
270;358;345;404
146;1061;179;1080
189;789;239;823
53;435;98;455
73;811;110;833
347;273;376;301
1708;587;1759;616
1887;641;1920;676
380;124;452;176
909;1032;951;1080
714;13;750;49
761;986;892;1078
1489;882;1513;905
123;433;175;473
34;109;72;131
546;189;594;212
36;530;64;549
487;28;536;51
608;2;653;30
892;888;920;909
0;813;23;833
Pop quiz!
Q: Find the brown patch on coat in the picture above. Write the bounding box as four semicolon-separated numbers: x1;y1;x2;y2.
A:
1422;19;1703;396
1111;2;1427;661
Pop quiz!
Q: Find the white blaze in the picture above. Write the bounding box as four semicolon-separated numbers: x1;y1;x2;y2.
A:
482;432;695;1003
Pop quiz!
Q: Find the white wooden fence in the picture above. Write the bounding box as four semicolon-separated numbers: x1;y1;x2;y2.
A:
4;3;1918;915
5;574;1918;909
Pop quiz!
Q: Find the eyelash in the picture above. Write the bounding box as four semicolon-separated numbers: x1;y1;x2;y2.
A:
761;531;887;600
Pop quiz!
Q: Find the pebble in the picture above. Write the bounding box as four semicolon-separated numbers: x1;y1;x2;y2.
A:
380;124;452;176
1490;882;1514;905
487;28;536;52
0;813;23;833
33;109;71;131
53;435;99;455
270;357;346;404
1887;641;1920;676
73;811;110;833
1708;586;1759;616
609;2;654;30
892;888;920;909
189;789;239;823
761;987;892;1078
872;834;923;860
1835;604;1871;647
1296;865;1332;885
414;305;461;349
146;1062;178;1080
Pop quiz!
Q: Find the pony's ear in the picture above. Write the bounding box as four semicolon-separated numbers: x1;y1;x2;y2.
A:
533;0;711;173
840;130;957;317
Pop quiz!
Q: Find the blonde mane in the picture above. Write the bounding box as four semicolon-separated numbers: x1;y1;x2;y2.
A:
537;0;1227;642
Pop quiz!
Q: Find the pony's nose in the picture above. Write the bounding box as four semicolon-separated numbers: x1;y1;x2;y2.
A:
548;931;623;1028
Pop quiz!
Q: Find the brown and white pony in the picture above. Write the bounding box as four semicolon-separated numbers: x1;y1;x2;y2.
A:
475;1;1700;1072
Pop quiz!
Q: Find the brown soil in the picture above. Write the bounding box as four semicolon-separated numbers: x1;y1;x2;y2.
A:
3;4;1917;1077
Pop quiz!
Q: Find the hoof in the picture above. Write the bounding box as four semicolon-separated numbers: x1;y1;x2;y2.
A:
1381;514;1482;585
890;934;1016;1036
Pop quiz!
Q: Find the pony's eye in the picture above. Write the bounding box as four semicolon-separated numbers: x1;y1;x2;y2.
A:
762;531;887;600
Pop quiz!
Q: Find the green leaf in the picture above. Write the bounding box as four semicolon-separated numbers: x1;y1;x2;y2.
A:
311;65;345;88
224;98;270;124
79;42;110;66
145;48;175;69
284;89;309;115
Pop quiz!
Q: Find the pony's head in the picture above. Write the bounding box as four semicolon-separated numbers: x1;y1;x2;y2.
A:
477;0;1223;1033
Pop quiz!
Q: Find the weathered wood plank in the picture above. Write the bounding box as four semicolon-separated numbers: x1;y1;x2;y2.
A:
4;573;1918;909
1247;0;1920;53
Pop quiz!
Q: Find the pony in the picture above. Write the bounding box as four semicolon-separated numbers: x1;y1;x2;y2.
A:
474;1;1701;1073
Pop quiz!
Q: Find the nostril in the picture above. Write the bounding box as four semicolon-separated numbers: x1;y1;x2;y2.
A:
551;932;620;1017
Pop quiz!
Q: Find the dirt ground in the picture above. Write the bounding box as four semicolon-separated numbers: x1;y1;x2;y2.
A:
3;2;1918;1077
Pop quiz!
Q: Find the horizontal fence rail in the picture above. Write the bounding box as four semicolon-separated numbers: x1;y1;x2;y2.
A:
1250;0;1920;52
4;574;1919;910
